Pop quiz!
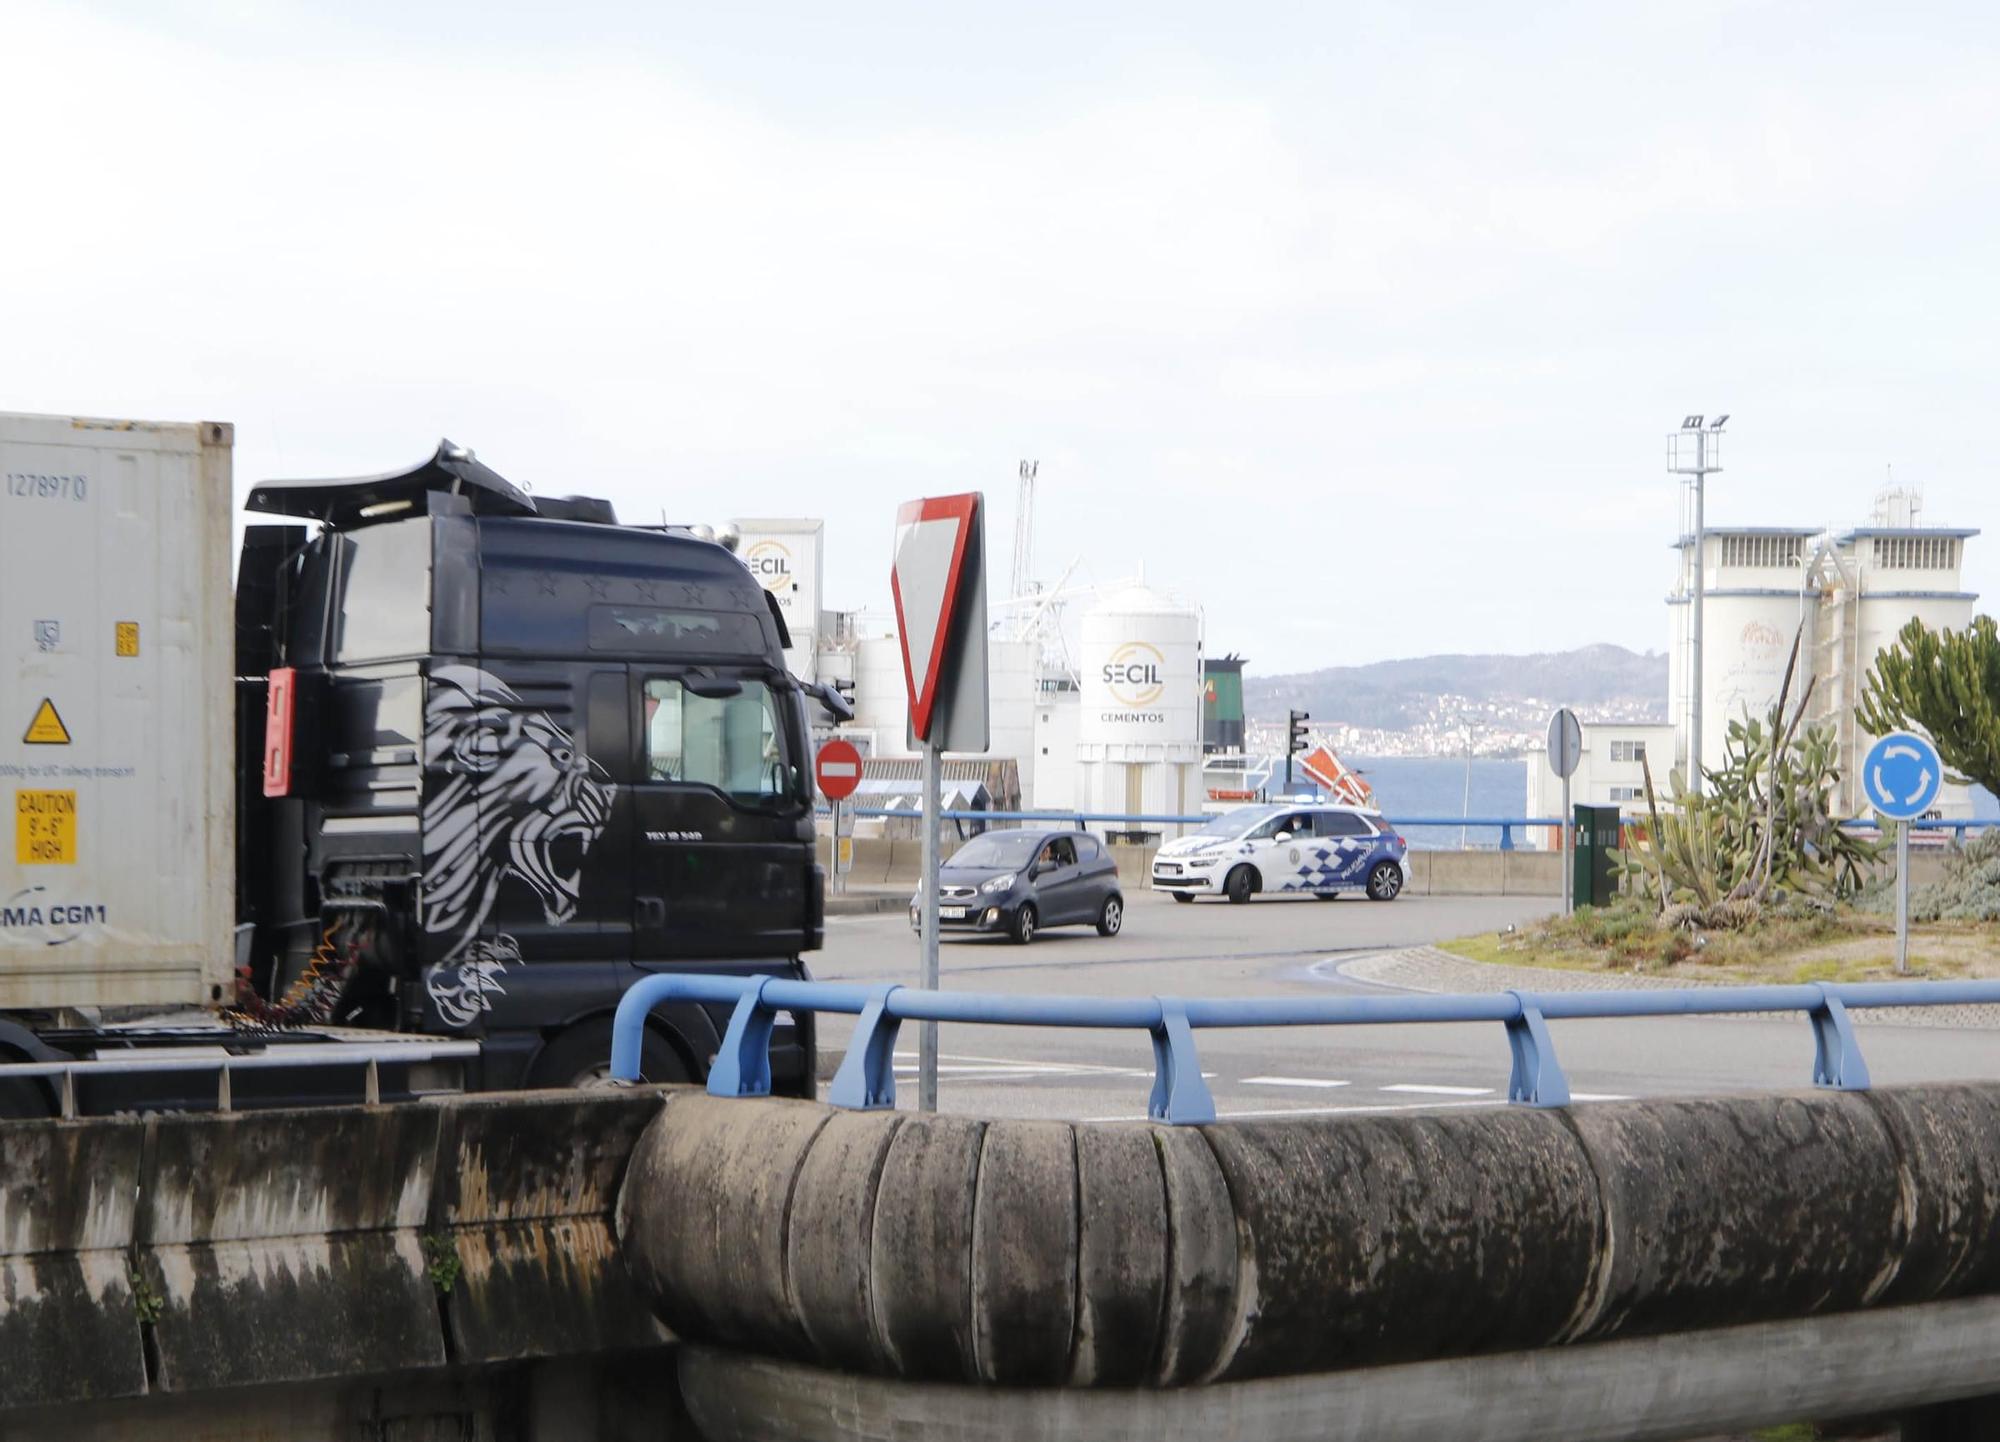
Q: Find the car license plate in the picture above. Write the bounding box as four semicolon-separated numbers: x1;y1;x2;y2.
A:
939;905;968;919
1158;864;1181;876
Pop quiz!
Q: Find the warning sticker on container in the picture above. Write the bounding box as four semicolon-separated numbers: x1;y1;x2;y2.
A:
15;790;77;865
22;700;70;745
115;622;139;657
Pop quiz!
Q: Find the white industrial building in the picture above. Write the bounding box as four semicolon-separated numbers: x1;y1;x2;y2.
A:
1528;489;1980;831
734;509;1205;827
1523;722;1678;847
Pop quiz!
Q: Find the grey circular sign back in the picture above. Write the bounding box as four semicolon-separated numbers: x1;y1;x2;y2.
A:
1547;708;1583;779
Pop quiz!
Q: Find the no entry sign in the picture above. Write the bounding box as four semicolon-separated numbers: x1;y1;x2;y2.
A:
815;738;863;802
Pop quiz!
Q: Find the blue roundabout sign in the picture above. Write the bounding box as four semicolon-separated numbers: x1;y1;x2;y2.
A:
1862;730;1943;822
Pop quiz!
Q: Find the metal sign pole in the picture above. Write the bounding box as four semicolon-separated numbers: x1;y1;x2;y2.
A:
1562;772;1573;916
1896;820;1911;976
919;736;942;1111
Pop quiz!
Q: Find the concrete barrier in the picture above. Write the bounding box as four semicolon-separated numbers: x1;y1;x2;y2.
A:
1;1087;673;1418
676;1295;2000;1442
616;1082;2000;1418
0;1117;149;1409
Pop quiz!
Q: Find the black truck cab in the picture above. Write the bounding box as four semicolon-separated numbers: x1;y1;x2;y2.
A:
234;443;821;1093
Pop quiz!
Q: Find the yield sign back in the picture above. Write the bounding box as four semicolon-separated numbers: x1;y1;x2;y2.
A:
891;493;980;742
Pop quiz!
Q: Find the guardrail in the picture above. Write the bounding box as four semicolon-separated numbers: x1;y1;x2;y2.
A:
610;973;2000;1123
0;1039;482;1118
817;807;1997;851
823;807;1566;849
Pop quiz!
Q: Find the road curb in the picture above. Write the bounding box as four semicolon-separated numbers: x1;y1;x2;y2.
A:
1344;946;2000;1029
827;892;909;918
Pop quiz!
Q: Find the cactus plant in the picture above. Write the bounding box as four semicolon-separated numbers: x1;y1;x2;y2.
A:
1625;626;1884;926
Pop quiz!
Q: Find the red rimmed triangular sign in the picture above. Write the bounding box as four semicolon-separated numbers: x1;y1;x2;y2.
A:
891;493;981;743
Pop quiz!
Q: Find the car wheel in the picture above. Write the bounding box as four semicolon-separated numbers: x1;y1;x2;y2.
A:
1096;895;1124;937
1011;903;1038;945
527;1018;694;1090
1313;891;1340;901
1366;861;1404;902
1224;866;1255;905
1171;890;1195;904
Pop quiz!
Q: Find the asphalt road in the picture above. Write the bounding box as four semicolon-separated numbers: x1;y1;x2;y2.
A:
810;890;2000;1121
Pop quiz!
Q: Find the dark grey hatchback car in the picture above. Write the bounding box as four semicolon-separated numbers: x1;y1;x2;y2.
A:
910;829;1125;944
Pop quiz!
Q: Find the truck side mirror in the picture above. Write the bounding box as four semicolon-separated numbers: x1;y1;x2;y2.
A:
808;679;855;723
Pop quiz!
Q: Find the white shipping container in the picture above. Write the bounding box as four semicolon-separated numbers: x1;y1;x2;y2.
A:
0;413;235;1008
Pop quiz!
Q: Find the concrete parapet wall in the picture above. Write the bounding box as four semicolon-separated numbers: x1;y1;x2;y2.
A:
617;1083;2000;1394
0;1088;671;1415
843;836;1564;896
676;1294;2000;1442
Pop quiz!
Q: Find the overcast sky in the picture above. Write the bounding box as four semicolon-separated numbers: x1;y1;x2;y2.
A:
4;1;1995;675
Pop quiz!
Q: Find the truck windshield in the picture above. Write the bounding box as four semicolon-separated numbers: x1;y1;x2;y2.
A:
643;677;801;806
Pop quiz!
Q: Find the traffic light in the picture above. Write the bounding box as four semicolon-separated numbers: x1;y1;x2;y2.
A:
1288;710;1311;755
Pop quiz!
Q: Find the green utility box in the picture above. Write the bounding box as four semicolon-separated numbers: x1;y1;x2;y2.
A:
1572;804;1623;908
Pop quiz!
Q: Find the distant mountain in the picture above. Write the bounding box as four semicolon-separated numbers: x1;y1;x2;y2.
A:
1245;644;1669;733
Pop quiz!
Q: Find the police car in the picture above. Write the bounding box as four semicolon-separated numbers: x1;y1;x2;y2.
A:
1150;803;1410;904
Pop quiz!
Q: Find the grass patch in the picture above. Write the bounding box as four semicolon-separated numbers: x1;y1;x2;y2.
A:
1441;896;1998;984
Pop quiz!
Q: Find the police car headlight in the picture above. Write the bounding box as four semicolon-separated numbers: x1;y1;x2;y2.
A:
1186;857;1216;869
980;873;1016;893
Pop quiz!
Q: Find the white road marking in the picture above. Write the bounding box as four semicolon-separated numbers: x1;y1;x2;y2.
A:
1085;1099;1507;1123
1380;1083;1494;1096
1241;1076;1353;1089
1566;1092;1632;1102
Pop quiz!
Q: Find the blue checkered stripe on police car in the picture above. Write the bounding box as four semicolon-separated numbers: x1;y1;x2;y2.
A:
1287;839;1371;890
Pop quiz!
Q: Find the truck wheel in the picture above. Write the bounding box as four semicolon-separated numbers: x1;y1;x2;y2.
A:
1224;866;1256;904
528;1018;693;1090
0;1078;50;1119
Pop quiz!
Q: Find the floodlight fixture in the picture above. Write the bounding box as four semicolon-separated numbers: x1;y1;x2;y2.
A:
1709;414;1729;430
1682;414;1704;430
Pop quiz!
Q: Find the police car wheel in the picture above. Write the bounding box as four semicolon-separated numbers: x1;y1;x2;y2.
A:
1366;862;1403;901
1011;904;1038;945
1224;866;1255;904
1312;891;1340;901
1170;891;1195;904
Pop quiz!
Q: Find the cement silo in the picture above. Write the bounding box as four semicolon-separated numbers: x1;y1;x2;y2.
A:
1076;583;1202;826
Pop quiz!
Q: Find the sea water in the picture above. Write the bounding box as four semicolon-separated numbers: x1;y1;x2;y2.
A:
1352;756;1999;851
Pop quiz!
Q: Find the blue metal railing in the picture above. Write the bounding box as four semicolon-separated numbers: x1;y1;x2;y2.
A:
610;973;2000;1123
823;808;1565;849
817;807;1996;851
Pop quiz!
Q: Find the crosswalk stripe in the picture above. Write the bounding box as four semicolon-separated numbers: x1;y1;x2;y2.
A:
1241;1076;1352;1089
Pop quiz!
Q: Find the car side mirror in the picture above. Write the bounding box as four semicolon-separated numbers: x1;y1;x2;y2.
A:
1274;831;1292;843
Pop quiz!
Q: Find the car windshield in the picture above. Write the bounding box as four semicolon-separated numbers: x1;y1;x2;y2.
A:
1192;806;1280;839
948;832;1047;869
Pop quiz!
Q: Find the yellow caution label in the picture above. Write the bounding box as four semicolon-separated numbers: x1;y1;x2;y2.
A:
15;791;77;865
23;699;71;745
115;622;140;657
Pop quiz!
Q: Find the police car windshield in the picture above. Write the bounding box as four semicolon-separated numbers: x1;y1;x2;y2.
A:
949;831;1046;869
1195;806;1282;838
